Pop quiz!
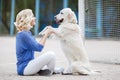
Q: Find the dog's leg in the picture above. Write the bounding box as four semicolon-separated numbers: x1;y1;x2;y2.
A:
52;28;65;38
71;62;91;75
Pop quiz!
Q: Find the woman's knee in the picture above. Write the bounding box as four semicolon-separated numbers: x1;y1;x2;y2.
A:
46;51;56;60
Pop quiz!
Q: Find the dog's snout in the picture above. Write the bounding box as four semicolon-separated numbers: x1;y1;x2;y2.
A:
54;16;57;20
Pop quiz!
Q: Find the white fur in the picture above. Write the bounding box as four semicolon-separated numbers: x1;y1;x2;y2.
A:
40;8;98;75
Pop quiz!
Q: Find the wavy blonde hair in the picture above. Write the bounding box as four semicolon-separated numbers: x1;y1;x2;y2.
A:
14;9;34;31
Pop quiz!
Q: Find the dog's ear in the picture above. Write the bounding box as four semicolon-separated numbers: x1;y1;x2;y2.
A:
68;11;77;24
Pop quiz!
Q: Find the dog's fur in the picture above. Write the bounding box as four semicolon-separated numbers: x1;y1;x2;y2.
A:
40;8;97;75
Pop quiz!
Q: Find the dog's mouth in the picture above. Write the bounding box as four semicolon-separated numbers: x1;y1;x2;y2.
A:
55;18;64;24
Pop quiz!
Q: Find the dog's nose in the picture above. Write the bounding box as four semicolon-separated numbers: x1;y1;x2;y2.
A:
54;16;57;20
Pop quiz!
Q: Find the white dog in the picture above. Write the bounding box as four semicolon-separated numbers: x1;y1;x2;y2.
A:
40;8;97;75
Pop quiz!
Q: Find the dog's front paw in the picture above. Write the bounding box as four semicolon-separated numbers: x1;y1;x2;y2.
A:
39;32;45;37
38;27;48;37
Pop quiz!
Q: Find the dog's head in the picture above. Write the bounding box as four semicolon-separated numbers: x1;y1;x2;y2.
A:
54;8;77;24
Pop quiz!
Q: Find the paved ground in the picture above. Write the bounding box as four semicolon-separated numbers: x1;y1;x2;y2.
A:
0;36;120;80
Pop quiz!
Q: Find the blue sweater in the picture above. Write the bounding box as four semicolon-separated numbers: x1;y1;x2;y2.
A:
16;31;44;75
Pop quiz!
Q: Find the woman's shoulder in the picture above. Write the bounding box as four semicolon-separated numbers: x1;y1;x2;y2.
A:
17;30;32;38
18;30;31;35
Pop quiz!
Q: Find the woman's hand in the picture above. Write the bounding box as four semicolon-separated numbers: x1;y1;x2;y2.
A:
39;26;54;46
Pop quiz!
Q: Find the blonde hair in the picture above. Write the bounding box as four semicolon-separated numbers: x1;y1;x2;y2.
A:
14;9;34;31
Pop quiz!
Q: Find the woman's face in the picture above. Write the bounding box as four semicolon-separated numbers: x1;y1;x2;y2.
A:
30;17;36;27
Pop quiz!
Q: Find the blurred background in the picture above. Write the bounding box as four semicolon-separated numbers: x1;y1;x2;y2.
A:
0;0;78;36
0;0;120;40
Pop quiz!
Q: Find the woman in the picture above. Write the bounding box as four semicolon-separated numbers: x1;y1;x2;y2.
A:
14;9;56;76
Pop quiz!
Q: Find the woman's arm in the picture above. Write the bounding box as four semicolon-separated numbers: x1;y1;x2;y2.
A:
39;33;48;46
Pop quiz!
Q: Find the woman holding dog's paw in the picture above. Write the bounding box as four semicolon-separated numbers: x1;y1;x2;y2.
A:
14;9;57;76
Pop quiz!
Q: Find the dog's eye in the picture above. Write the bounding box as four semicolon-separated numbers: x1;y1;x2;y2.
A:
61;12;63;14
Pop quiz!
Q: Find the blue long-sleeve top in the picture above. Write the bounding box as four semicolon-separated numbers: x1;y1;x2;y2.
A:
16;30;44;75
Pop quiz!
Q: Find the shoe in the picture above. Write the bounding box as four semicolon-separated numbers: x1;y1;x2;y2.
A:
53;67;64;74
38;69;52;76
